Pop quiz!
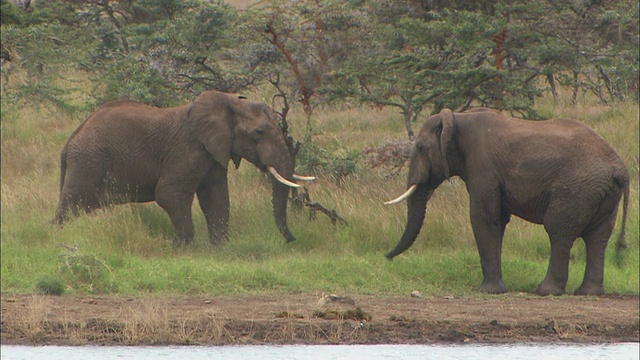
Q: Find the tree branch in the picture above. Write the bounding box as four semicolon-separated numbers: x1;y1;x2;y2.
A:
265;21;314;116
291;187;347;226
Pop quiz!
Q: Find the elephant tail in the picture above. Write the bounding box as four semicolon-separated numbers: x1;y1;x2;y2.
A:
59;147;68;194
614;173;629;268
53;147;69;225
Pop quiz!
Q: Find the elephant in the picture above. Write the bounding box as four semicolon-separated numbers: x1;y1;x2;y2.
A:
54;90;315;245
384;108;629;296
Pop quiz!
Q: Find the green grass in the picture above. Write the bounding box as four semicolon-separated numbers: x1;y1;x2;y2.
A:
1;94;638;297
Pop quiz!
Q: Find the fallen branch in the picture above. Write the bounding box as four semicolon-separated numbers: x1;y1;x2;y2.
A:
291;187;347;226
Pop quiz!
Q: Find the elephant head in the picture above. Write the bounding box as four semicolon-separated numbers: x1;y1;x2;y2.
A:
384;109;455;259
189;91;313;242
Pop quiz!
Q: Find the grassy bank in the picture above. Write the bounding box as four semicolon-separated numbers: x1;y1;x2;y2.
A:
1;95;638;297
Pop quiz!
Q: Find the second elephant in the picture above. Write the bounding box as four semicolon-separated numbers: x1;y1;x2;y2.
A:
385;108;629;296
55;91;314;245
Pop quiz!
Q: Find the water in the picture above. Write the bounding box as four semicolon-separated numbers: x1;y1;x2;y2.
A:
2;343;638;360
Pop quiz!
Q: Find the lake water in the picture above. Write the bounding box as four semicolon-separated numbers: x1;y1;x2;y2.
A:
2;343;638;360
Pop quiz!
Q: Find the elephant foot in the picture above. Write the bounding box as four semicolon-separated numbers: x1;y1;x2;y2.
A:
172;238;185;247
535;281;565;296
479;280;508;294
283;232;296;243
51;217;64;227
209;233;229;246
574;283;604;296
172;236;193;247
209;239;224;246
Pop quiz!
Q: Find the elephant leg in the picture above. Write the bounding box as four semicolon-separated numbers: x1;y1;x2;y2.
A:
469;190;509;294
155;186;195;246
196;165;229;245
575;213;618;295
575;235;608;296
55;174;104;223
536;236;575;296
537;196;597;296
537;210;581;295
575;186;623;295
55;190;82;224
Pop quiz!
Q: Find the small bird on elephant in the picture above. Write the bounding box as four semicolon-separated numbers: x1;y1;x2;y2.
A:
384;107;629;296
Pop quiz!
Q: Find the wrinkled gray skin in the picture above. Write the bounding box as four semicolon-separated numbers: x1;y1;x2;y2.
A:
386;108;629;296
55;91;298;244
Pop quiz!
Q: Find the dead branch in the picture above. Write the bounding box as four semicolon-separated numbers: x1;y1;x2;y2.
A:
291;187;347;226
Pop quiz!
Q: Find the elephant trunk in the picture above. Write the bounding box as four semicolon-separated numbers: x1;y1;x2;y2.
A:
385;185;432;260
272;174;296;243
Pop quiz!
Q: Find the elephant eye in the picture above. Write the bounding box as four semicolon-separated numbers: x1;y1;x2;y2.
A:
416;143;425;153
252;126;266;140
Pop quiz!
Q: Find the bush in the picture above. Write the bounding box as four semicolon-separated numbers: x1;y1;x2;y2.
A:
57;246;117;294
296;141;359;184
363;139;412;177
35;277;65;296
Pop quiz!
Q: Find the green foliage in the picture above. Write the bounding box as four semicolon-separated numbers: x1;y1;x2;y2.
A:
97;57;182;107
327;0;638;138
296;141;359;183
1;0;23;25
296;141;330;174
35;277;65;296
84;0;246;105
2;0;637;116
57;246;118;294
1;10;96;113
343;4;542;122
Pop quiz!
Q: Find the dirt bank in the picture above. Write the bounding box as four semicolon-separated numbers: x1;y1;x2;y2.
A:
1;293;638;346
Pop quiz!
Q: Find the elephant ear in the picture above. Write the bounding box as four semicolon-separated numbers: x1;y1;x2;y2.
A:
201;120;232;169
190;92;233;169
438;108;454;179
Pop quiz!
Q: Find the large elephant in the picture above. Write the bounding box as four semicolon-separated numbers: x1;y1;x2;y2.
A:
384;108;629;296
54;90;314;245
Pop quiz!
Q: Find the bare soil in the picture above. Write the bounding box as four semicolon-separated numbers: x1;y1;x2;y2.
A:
1;292;638;346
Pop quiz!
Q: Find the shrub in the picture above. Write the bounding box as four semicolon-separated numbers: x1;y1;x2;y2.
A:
296;141;359;184
363;139;412;177
35;277;65;296
57;245;117;294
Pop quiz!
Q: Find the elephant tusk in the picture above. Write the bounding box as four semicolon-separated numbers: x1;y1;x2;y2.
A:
384;184;418;205
267;166;301;188
293;174;316;181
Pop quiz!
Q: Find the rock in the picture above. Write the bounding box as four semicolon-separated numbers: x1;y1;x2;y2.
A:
411;290;422;298
312;307;372;321
317;294;356;307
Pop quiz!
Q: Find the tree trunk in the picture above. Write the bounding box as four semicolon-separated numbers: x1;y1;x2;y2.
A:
403;97;414;140
572;70;579;105
547;72;558;103
492;28;508;109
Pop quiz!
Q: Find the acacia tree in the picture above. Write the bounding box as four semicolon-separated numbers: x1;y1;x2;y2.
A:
332;1;538;139
521;0;639;104
248;0;370;124
1;0;96;111
81;0;259;105
333;0;638;142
